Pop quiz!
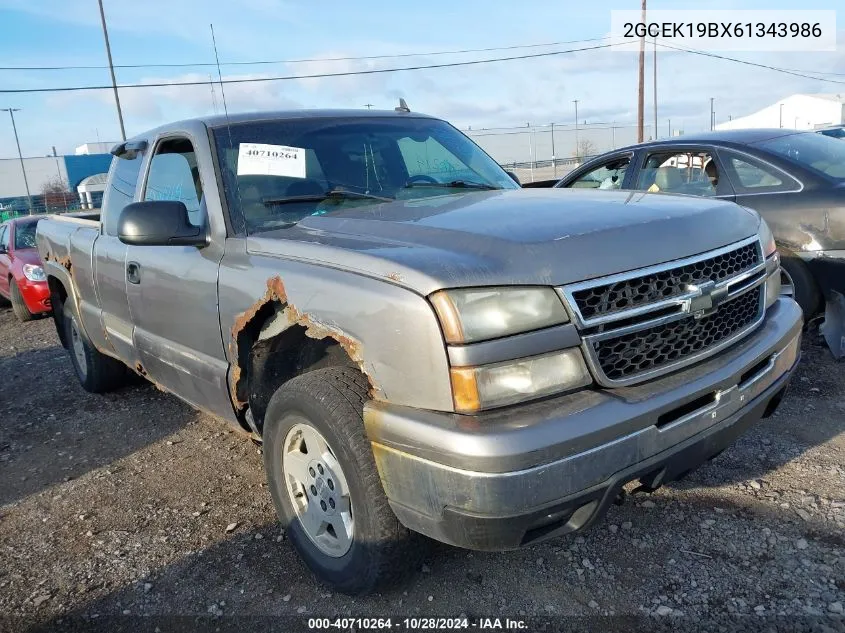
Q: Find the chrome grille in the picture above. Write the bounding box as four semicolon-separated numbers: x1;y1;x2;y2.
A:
572;241;759;321
593;287;762;381
560;237;767;387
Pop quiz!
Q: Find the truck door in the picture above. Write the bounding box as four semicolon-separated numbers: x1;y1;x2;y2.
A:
124;133;234;421
92;149;145;365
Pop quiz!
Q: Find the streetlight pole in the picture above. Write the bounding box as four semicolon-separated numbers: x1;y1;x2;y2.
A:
573;100;579;158
2;108;32;214
779;104;784;128
550;122;556;177
98;0;126;141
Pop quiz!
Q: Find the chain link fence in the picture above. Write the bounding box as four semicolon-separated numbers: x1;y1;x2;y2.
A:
466;122;659;184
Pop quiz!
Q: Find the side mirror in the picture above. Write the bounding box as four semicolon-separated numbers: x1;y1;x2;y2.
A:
505;171;521;186
117;201;207;247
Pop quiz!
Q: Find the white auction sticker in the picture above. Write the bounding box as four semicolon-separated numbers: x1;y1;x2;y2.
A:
237;143;306;178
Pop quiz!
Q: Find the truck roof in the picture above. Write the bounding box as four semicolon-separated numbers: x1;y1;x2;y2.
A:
115;109;440;152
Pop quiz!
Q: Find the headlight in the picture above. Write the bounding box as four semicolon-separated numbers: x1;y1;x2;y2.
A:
430;287;569;344
22;264;46;282
450;349;591;413
757;218;776;258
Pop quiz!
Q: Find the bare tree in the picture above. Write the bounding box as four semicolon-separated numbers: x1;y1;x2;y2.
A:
41;177;74;211
576;139;597;161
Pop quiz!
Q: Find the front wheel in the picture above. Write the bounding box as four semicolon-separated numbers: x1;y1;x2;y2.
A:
262;367;421;594
10;279;35;322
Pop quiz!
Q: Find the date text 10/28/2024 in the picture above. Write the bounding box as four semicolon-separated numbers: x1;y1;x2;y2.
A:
307;617;528;630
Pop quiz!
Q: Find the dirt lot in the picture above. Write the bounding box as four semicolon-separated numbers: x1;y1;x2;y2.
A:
0;304;843;633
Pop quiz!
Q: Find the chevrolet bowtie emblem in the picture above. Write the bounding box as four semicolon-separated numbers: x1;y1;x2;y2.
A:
683;281;728;319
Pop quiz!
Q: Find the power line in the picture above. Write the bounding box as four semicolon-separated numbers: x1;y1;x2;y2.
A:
654;41;845;86
0;43;616;94
0;37;612;71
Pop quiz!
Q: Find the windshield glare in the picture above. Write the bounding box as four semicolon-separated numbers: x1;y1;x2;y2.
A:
213;117;518;233
757;132;845;181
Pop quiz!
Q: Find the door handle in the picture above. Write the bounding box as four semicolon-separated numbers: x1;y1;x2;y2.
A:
127;261;141;284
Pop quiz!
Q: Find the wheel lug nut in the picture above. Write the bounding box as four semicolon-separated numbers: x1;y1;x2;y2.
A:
329;498;335;509
310;485;317;496
320;500;327;511
317;464;324;475
309;467;315;477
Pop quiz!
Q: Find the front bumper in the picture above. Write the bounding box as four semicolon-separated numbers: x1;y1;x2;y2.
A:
17;276;51;314
365;298;802;550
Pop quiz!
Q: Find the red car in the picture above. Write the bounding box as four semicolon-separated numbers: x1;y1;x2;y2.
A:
0;217;51;322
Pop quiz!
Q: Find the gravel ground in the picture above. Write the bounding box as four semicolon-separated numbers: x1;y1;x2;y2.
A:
0;303;843;633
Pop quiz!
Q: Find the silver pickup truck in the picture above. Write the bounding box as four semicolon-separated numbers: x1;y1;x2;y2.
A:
37;109;802;594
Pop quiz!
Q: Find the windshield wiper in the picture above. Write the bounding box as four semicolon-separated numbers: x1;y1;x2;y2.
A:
262;188;394;206
403;180;498;190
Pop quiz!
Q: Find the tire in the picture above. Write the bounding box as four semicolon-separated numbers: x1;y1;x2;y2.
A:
63;301;130;393
778;248;821;319
263;367;421;595
10;279;34;322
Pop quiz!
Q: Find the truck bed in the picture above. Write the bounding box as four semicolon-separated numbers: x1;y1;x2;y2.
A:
35;215;101;319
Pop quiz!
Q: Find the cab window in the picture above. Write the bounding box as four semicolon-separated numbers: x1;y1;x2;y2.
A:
566;156;630;190
637;151;720;196
103;151;144;236
144;138;204;227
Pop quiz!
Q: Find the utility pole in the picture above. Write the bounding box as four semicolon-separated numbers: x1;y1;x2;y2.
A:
550;122;556;177
573;100;579;158
779;103;784;128
98;0;126;141
637;0;646;142
710;97;715;130
652;39;657;139
2;108;33;214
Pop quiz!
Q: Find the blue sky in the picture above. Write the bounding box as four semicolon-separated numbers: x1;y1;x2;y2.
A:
0;0;843;159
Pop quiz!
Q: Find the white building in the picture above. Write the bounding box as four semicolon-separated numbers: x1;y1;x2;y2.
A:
716;93;845;131
75;142;117;155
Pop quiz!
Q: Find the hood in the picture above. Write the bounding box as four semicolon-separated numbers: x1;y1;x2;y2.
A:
247;189;761;295
13;247;42;267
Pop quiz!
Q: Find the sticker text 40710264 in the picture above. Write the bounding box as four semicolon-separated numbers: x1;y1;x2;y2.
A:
236;142;307;179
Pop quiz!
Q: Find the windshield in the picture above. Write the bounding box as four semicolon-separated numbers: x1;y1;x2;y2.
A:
14;221;39;249
757;132;845;181
212;116;518;234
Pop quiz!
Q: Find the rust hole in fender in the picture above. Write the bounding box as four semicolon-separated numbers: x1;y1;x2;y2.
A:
229;276;376;411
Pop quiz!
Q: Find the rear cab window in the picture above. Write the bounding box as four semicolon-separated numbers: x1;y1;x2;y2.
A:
103;148;145;236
